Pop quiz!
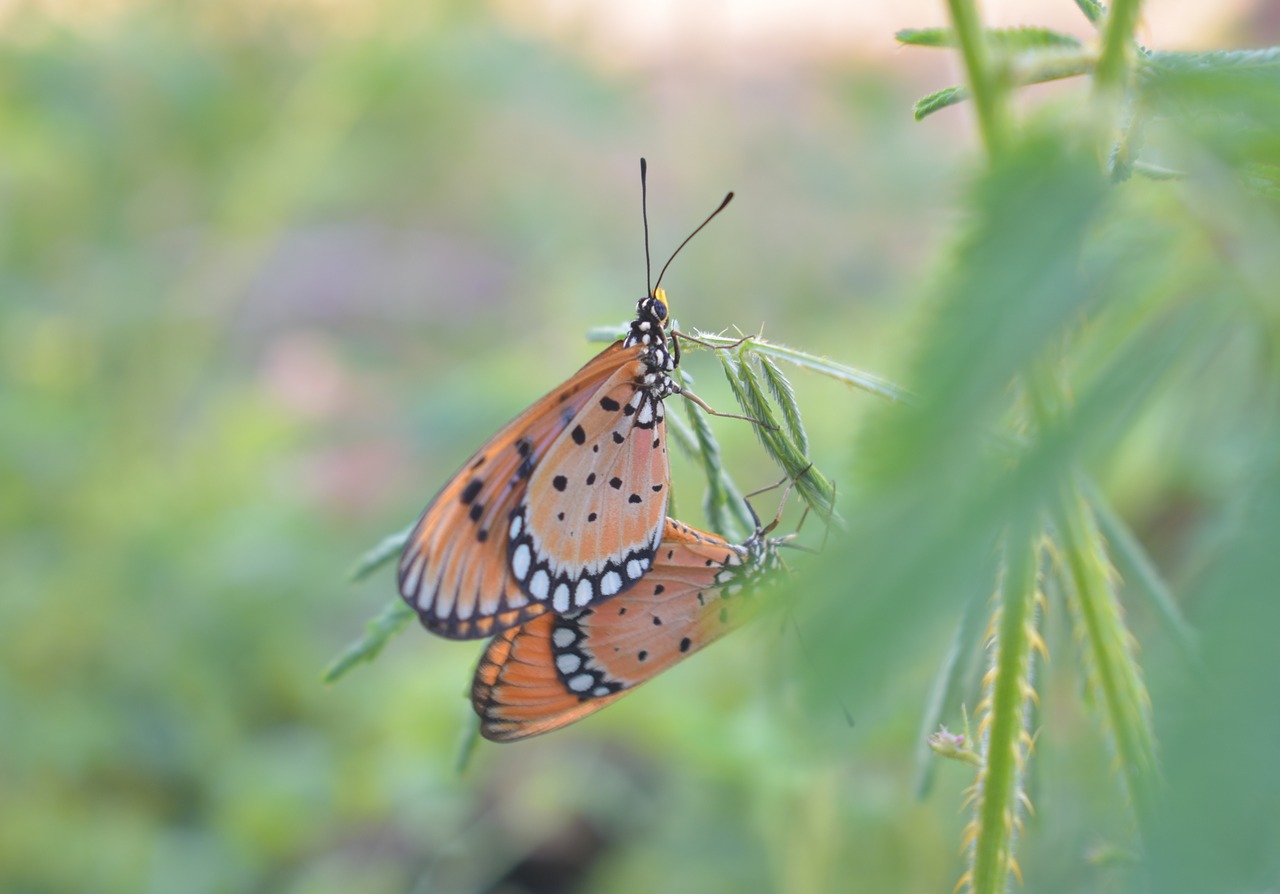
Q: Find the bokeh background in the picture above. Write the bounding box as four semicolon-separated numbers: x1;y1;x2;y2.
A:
5;1;1280;892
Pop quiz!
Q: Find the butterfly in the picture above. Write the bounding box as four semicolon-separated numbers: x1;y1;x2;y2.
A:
398;161;735;639
471;515;792;741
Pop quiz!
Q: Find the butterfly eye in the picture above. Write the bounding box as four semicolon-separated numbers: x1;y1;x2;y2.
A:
650;288;669;322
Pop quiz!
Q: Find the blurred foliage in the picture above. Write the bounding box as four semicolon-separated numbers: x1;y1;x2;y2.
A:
3;0;1280;892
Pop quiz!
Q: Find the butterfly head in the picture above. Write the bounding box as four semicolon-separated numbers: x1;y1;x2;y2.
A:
625;286;676;369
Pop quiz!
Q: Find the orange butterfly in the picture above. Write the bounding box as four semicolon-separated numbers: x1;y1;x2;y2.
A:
471;516;792;741
398;161;734;639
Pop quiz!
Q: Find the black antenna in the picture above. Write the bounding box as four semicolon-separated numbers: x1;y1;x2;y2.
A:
640;158;652;297
654;190;734;292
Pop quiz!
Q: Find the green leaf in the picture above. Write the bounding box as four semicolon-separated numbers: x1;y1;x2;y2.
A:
686;332;911;403
718;351;836;521
897;26;1083;51
322;598;416;683
1080;478;1196;660
916;85;970;121
758;354;810;458
1050;479;1158;818
349;524;412;582
896;28;953;48
1073;0;1105;25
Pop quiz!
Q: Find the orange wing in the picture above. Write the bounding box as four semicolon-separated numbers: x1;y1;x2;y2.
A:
508;381;671;613
398;342;651;639
472;518;785;741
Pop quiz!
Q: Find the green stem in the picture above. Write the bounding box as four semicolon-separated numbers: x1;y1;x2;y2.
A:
946;0;1010;157
1094;0;1144;97
969;519;1040;894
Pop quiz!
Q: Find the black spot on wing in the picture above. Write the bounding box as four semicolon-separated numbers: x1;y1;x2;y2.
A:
586;473;596;485
571;425;586;445
600;396;620;412
609;477;623;490
553;475;568;492
469;503;484;522
460;478;483;505
679;637;692;652
628;494;642;504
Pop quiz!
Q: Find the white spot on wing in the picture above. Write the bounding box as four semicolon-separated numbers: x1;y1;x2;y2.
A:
512;543;531;580
553;583;571;613
509;514;523;539
637;400;654;425
600;571;623;596
552;626;576;648
575;578;594;606
568;673;594;693
592;685;613;697
626;559;644;580
529;569;550;600
555;653;582;674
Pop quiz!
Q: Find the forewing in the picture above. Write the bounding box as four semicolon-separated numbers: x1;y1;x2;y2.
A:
398;342;645;639
510;383;671;613
474;519;772;742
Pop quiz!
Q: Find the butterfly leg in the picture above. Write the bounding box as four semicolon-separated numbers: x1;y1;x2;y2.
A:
675;386;778;431
672;330;756;352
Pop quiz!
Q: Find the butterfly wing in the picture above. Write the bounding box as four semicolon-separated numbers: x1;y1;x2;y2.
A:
473;519;781;741
398;342;653;639
508;381;671;614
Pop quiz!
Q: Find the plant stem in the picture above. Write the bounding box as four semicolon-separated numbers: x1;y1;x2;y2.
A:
946;0;1010;156
968;520;1040;894
1094;0;1144;97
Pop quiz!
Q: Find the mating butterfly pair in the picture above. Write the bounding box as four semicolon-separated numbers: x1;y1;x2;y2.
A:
397;162;790;741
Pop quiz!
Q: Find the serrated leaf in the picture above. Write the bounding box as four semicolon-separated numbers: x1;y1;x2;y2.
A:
915;85;970;121
323;598;416;683
1073;0;1105;25
350;524;412;581
759;354;810;457
896;27;952;48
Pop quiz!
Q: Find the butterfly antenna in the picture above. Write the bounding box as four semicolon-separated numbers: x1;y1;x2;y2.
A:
640;158;652;297
654;190;734;292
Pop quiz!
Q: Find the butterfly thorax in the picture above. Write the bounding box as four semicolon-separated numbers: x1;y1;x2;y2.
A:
713;533;784;594
623;290;676;383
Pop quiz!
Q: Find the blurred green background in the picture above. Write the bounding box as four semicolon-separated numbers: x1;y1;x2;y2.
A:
4;1;1280;892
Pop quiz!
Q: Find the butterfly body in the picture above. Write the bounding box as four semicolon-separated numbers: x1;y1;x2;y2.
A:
398;291;680;639
472;518;788;741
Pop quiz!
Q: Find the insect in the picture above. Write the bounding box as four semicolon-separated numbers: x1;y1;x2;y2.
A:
398;161;735;639
471;514;794;741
